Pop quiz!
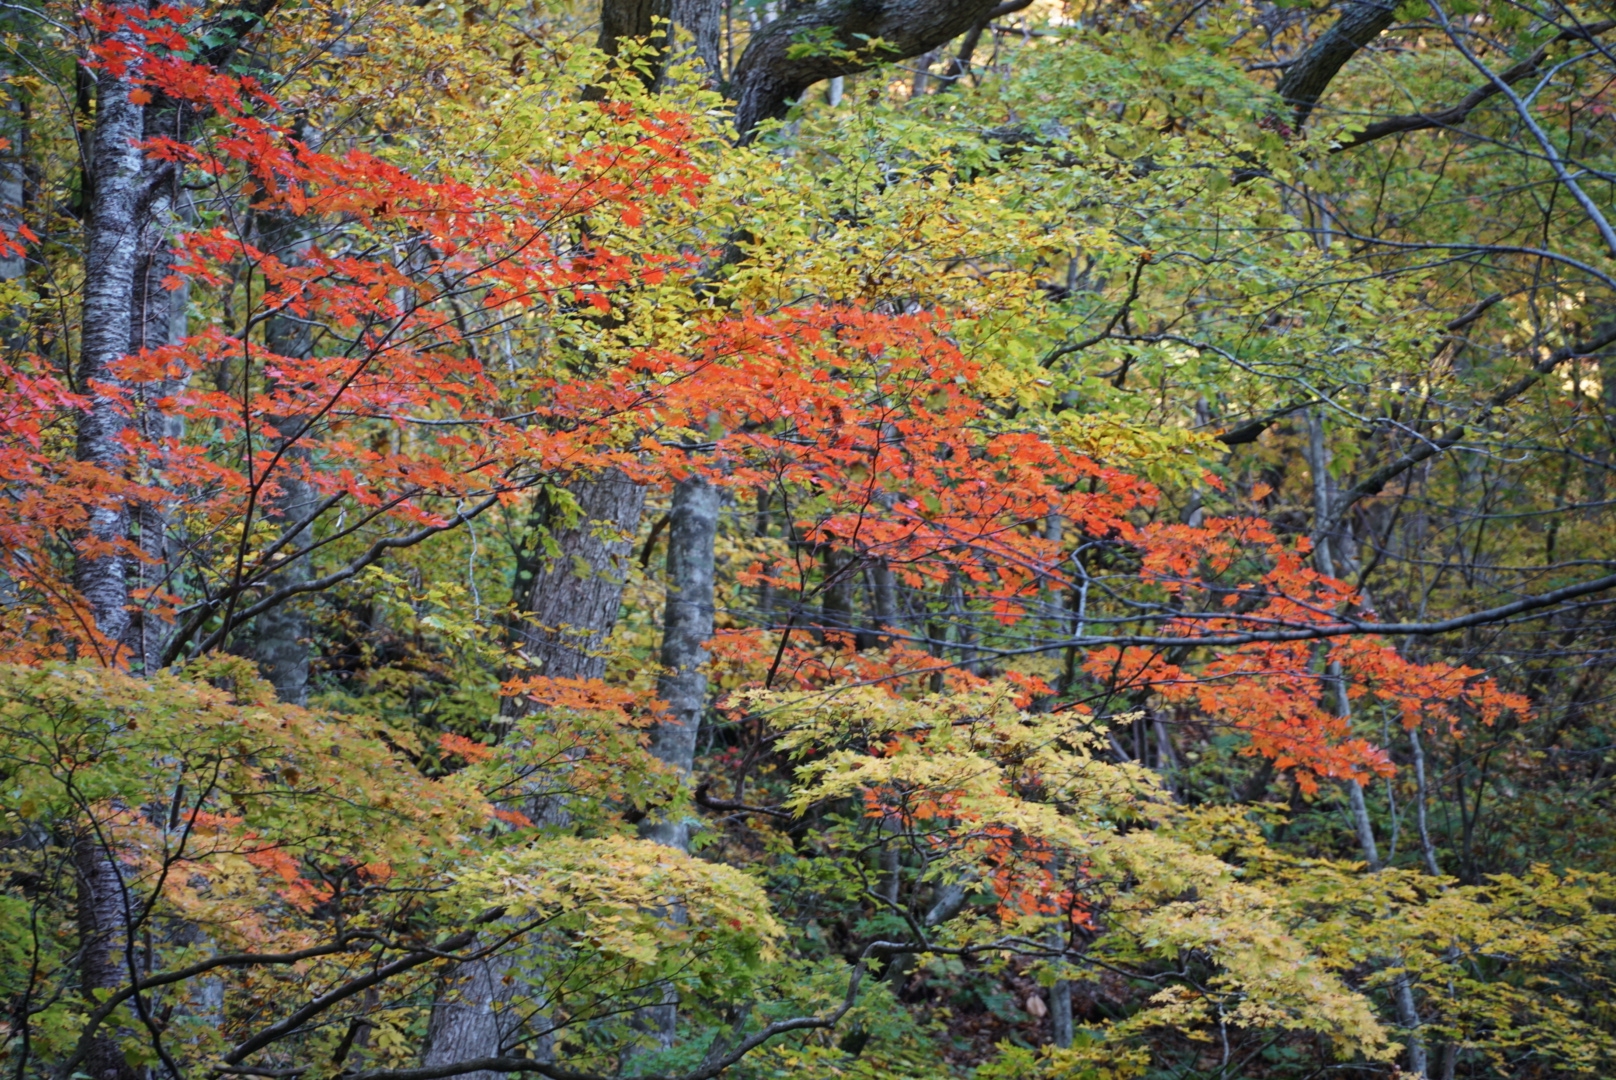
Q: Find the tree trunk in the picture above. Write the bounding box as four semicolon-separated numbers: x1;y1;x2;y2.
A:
1308;410;1427;1079
728;0;1001;136
0;41;24;289
425;471;646;1070
241;204;317;704
422;954;540;1080
630;474;719;1051
75;832;144;1080
597;0;720;86
669;0;721;77
642;473;718;853
124;179;186;677
1050;977;1073;1048
510;472;647;685
820;547;855;644
1274;0;1397;126
74;14;151;655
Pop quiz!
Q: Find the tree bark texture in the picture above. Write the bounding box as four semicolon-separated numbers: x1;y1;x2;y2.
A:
74;16;151;655
1050;978;1073;1048
728;0;1002;136
423;952;545;1080
511;471;647;684
669;0;721;77
240;205;317;704
642;473;719;852
0;45;24;286
425;472;646;1072
598;0;720;84
124;181;185;677
1274;0;1397;126
75;833;143;1080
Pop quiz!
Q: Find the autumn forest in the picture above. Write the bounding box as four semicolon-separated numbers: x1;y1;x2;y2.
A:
0;0;1612;1076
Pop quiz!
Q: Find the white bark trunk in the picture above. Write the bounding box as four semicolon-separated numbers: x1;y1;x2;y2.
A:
74;15;150;653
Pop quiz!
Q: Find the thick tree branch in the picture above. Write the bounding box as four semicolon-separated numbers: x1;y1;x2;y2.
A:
1274;0;1398;127
1216;397;1318;445
1336;20;1615;149
729;0;1003;137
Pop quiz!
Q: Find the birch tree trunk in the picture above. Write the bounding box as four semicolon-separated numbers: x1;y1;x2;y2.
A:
75;831;144;1080
74;14;150;654
124;179;185;677
630;474;718;1051
0;41;24;291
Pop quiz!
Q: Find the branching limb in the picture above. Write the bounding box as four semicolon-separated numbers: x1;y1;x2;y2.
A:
1334;20;1615;149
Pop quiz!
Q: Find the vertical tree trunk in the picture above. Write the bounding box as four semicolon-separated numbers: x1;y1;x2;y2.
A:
869;558;897;646
1410;726;1441;877
71;29;157;1076
669;0;721;77
626;474;720;1051
74;16;150;654
0;43;24;290
1050;977;1073;1048
125;180;184;677
820;547;854;644
426;472;646;1070
75;832;143;1080
510;472;647;685
242;204;317;704
642;473;718;853
598;0;720;85
422;955;537;1080
752;486;775;624
1307;410;1427;1079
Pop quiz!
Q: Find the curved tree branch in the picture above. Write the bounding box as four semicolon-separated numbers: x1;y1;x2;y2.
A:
729;0;1004;137
1274;0;1398;127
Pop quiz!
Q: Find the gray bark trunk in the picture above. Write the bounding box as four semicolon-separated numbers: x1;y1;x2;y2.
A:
75;833;144;1080
642;473;718;852
425;472;645;1069
511;471;647;684
869;559;897;646
74;17;151;654
125;183;185;677
0;46;24;287
1050;978;1073;1048
598;0;719;85
241;205;317;704
1411;726;1441;876
423;952;541;1080
632;474;718;1049
669;0;721;77
1308;411;1426;1078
